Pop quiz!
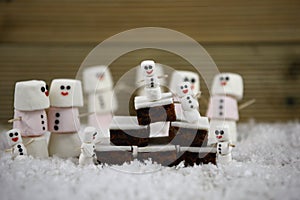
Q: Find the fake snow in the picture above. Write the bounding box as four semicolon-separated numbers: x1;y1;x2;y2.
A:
0;122;299;200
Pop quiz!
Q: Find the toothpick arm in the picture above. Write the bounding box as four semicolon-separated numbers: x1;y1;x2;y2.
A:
8;117;22;123
239;99;256;110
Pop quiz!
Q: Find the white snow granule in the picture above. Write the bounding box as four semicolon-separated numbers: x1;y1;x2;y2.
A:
0;122;299;200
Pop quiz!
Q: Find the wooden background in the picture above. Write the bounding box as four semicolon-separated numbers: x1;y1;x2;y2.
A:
0;0;299;125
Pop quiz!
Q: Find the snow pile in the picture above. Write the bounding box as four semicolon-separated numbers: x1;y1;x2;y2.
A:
0;122;300;200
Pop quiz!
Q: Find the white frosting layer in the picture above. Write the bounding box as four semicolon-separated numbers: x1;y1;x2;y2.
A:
171;117;209;130
109;116;147;130
179;146;217;153
149;122;170;138
137;145;176;153
95;144;132;152
134;92;173;109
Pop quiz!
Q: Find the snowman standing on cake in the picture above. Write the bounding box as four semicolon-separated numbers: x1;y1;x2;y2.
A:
11;80;50;158
206;73;243;145
48;79;83;158
5;128;27;159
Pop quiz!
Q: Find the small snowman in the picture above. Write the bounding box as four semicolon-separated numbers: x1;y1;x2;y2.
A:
214;126;235;165
79;127;98;166
175;82;201;123
140;60;163;101
5;129;27;159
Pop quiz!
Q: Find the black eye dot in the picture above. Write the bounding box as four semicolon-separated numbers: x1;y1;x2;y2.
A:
215;130;219;135
9;133;13;137
144;66;148;70
180;86;184;89
66;85;71;90
220;77;224;81
191;78;196;83
225;76;230;81
60;85;65;90
41;87;45;92
149;66;152;69
184;77;189;82
46;85;49;90
14;132;18;136
184;85;188;88
220;130;224;135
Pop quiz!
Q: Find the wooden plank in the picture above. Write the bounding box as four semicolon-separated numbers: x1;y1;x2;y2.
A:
0;0;299;43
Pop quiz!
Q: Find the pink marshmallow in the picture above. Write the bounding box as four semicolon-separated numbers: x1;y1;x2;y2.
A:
13;109;48;137
206;96;239;121
48;107;80;133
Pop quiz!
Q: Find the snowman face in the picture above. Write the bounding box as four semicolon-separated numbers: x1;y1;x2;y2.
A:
14;80;50;111
214;127;230;142
181;95;199;111
83;127;97;143
170;71;200;95
212;73;244;100
6;129;22;147
83;66;113;93
176;82;193;97
141;60;156;77
49;79;83;107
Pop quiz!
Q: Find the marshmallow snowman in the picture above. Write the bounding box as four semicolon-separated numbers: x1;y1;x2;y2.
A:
5;129;27;159
214;126;233;165
169;71;200;96
181;94;201;123
79;127;97;166
176;82;194;98
207;73;244;144
140;60;162;101
48;79;83;158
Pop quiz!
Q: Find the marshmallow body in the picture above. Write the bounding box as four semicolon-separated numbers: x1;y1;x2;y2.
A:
22;135;49;158
213;126;233;165
144;86;162;101
211;73;243;101
83;66;113;93
48;107;80;133
12;143;27;159
170;71;200;95
13;110;48;137
206;96;239;121
183;110;201;123
145;75;159;88
217;153;232;165
87;91;117;114
79;143;96;166
14;80;49;111
49;79;83;107
181;95;199;111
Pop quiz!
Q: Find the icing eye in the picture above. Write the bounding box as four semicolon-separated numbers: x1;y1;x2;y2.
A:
184;85;188;88
215;130;219;135
41;86;45;92
14;132;18;136
225;76;230;81
184;77;189;82
9;133;13;137
220;130;224;135
66;85;71;90
60;85;65;90
180;86;184;89
149;65;152;69
144;66;148;70
191;78;196;83
220;77;224;81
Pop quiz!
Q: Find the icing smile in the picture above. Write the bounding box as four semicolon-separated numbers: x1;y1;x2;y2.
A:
61;92;69;96
221;81;227;86
45;91;49;96
146;70;153;75
12;137;18;142
217;135;222;139
183;89;188;94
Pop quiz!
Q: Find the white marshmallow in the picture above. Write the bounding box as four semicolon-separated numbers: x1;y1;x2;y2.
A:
208;119;237;145
79;143;96;166
176;82;194;98
144;86;162;101
5;129;23;147
217;153;232;165
141;60;156;77
181;95;199;111
22;135;49;158
12;143;27;159
214;125;231;142
87;90;118;114
169;71;200;95
136;63;166;88
14;80;50;111
183;110;201;123
82;127;98;143
82;66;113;93
212;73;244;101
49;79;83;107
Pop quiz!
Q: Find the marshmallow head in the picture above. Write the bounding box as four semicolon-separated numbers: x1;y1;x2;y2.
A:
6;129;22;147
214;126;230;142
14;80;50;111
212;73;244;100
176;82;193;97
49;79;83;107
136;63;166;87
82;66;113;93
170;71;200;94
181;95;199;111
141;60;156;77
83;127;97;143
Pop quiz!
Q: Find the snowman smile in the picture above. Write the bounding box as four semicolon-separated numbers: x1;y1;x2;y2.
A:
221;81;227;86
61;92;69;96
217;135;222;139
183;89;188;94
45;91;49;96
146;70;153;75
12;137;18;142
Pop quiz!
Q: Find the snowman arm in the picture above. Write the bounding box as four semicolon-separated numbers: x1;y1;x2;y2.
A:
239;99;256;110
8;117;22;123
194;91;202;99
78;112;95;118
24;139;34;147
229;144;236;148
157;74;168;79
136;79;145;84
5;148;12;152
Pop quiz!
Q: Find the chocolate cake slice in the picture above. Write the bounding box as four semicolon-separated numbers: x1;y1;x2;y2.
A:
95;145;134;165
134;92;176;125
110;116;149;147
